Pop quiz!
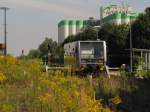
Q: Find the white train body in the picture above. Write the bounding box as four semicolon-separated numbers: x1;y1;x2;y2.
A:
64;41;107;71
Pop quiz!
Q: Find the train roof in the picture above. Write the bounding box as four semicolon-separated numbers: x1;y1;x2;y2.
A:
64;40;106;45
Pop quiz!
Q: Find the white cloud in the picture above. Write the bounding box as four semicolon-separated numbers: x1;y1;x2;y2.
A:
6;0;97;18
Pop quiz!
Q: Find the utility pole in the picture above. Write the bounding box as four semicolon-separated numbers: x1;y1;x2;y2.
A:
127;13;133;73
0;7;9;55
129;21;133;73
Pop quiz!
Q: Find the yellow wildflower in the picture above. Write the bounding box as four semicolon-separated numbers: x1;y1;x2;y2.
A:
74;91;80;97
109;95;122;105
0;72;7;82
38;93;51;104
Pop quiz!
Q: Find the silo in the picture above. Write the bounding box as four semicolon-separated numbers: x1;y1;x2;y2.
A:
101;13;121;25
76;20;84;33
121;13;130;24
83;20;88;29
69;20;76;35
58;20;69;43
62;20;69;40
112;13;121;25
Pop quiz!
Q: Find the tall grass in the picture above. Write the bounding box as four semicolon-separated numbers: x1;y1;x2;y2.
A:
1;56;149;112
0;56;109;112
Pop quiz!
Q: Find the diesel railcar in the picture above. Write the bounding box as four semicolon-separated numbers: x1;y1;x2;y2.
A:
64;41;107;74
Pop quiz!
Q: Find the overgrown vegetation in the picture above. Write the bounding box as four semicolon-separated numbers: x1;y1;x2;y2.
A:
0;56;150;112
0;56;109;112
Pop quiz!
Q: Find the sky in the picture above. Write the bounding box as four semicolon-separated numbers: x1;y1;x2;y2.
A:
0;0;149;56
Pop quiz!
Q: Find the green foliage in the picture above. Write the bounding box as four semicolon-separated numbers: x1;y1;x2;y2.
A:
130;7;150;49
63;35;76;44
38;38;57;57
99;24;129;51
28;49;41;59
99;24;129;66
54;44;64;64
27;37;64;65
134;57;150;78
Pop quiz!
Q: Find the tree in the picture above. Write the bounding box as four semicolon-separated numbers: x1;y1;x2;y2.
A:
63;35;75;44
99;23;129;66
130;7;150;49
28;49;41;59
27;37;65;65
145;7;150;14
55;44;64;64
76;26;97;41
38;38;57;57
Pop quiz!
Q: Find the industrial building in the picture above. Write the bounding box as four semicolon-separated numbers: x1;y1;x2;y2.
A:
58;20;87;44
100;5;139;25
58;18;100;44
58;5;139;43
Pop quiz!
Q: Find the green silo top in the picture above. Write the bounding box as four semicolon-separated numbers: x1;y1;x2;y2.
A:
58;20;69;27
58;19;87;27
69;20;76;26
121;13;130;19
83;20;88;25
102;12;121;23
76;20;84;25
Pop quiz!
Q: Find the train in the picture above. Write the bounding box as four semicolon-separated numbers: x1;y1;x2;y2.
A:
64;40;107;74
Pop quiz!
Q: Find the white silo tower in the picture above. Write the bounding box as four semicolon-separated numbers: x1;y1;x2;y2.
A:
83;20;88;29
58;20;69;43
69;20;76;36
63;20;69;39
76;20;84;33
113;13;122;25
121;13;130;24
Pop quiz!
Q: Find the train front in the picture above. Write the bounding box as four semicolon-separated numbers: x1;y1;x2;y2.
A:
77;41;107;73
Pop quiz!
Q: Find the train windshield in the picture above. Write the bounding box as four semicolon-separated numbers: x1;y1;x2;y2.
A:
80;42;104;60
